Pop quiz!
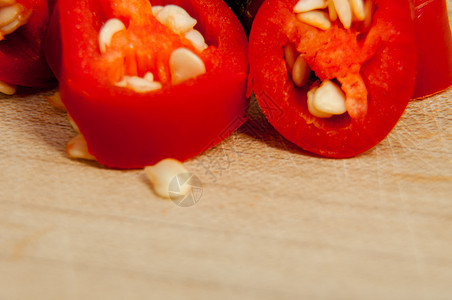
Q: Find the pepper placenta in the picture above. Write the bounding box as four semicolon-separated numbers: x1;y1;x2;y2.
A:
249;0;417;157
45;0;249;168
0;0;54;91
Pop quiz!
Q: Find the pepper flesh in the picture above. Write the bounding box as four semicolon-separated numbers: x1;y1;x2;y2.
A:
45;0;249;168
412;0;452;99
249;0;417;157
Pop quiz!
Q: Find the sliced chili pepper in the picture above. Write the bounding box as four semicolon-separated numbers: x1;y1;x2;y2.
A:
412;0;452;99
0;0;54;90
45;0;249;168
249;0;417;158
227;0;452;100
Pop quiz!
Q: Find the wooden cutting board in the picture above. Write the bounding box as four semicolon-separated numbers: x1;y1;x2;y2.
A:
1;6;452;300
1;87;450;300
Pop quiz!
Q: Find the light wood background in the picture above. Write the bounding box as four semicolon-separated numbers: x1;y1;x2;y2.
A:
1;3;451;299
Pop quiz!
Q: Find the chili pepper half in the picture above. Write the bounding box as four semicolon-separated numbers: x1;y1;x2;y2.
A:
44;0;249;168
0;0;54;94
226;0;452;100
249;0;417;158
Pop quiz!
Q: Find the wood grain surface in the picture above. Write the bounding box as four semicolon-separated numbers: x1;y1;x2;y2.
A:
1;3;452;300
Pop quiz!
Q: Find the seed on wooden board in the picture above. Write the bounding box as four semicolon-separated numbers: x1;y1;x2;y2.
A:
68;114;79;133
46;90;66;110
66;134;95;160
144;158;191;199
0;79;15;95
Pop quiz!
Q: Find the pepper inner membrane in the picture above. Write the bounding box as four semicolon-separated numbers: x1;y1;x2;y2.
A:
96;0;216;90
285;0;377;120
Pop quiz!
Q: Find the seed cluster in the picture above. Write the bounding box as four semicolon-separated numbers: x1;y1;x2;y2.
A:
286;0;373;118
293;0;371;30
97;3;208;93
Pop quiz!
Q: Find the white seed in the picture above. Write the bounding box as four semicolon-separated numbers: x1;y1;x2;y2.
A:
151;5;163;16
66;134;95;160
115;73;162;93
362;0;373;30
292;54;311;87
144;158;191;199
184;29;208;52
115;78;127;88
307;80;347;118
126;76;162;93
327;0;337;21
296;11;331;30
284;43;298;73
332;0;352;29
68;114;79;133
350;0;365;21
293;0;327;13
143;72;154;82
0;17;19;34
0;4;29;36
0;4;21;27
307;86;333;118
156;4;190;18
169;48;206;85
98;18;125;54
155;5;196;34
46;90;66;110
0;79;15;95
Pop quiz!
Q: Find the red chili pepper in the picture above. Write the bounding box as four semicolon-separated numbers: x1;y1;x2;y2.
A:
249;0;417;158
0;0;54;89
45;0;249;168
412;0;452;99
